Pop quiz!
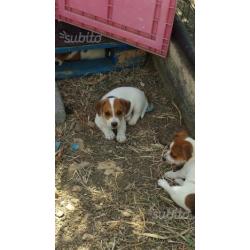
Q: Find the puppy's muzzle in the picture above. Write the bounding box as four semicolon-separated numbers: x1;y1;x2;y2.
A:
111;121;118;128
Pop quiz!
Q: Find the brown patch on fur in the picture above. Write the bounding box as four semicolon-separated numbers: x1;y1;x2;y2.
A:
171;140;193;162
185;193;195;215
55;53;67;62
95;99;112;118
95;100;103;116
56;52;81;62
116;98;131;115
174;130;188;140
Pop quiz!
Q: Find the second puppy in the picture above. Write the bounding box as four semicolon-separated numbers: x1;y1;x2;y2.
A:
95;87;149;143
158;130;195;214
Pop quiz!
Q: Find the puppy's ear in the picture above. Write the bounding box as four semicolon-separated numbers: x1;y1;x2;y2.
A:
182;142;193;161
119;99;131;115
174;130;188;140
95;100;104;116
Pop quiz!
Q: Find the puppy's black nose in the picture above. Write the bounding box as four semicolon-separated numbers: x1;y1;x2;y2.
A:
111;121;118;128
162;156;166;161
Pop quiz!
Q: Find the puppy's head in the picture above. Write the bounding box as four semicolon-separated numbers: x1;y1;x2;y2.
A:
162;130;193;167
95;97;130;129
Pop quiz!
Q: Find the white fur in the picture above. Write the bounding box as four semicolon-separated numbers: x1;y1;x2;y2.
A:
158;137;195;213
56;49;105;66
95;87;148;142
80;49;105;60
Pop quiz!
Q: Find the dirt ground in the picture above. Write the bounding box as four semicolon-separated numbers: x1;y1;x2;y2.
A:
55;64;195;250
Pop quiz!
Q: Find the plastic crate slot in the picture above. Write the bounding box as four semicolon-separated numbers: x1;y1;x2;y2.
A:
151;0;162;37
107;0;113;20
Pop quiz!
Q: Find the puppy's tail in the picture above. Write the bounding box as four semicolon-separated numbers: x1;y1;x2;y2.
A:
146;102;154;113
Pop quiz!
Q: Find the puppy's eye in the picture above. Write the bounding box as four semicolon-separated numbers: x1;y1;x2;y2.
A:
116;110;122;116
105;111;111;116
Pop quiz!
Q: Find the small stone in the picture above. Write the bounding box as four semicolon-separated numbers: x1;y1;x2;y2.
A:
66;203;75;211
72;185;82;192
56;210;64;218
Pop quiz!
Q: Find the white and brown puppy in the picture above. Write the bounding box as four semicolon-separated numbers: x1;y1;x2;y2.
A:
95;87;149;143
56;49;105;66
158;130;195;214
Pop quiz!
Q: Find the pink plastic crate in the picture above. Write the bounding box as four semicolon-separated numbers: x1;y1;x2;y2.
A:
56;0;176;57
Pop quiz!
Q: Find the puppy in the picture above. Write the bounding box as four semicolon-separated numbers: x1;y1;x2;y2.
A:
56;49;105;66
158;130;195;214
95;87;149;143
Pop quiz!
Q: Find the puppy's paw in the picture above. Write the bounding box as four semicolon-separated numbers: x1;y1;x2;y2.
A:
128;119;137;126
104;131;115;140
164;171;176;179
116;134;127;143
158;179;170;189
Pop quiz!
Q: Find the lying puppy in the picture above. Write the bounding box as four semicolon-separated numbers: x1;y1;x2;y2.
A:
158;130;195;214
55;49;105;66
95;87;150;143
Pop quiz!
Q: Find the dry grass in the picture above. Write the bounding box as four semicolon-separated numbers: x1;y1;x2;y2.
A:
55;65;194;250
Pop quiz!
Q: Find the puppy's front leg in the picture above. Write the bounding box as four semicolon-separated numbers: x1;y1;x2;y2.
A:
158;179;171;192
174;178;185;185
116;119;126;143
128;113;140;126
95;115;115;140
103;128;115;140
158;179;190;212
164;167;186;180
